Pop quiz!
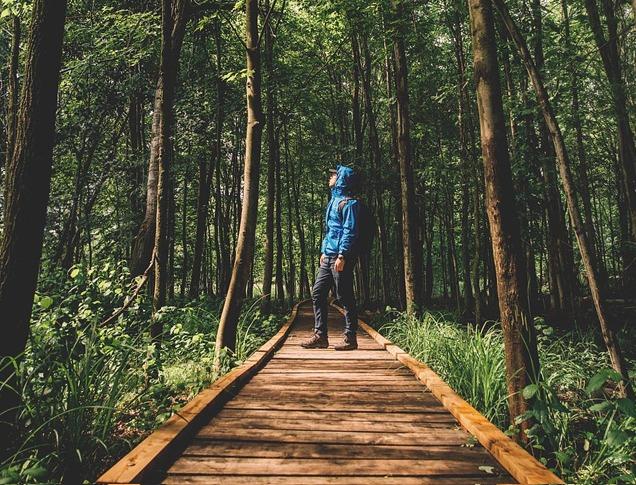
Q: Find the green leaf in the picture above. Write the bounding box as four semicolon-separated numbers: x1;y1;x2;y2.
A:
616;398;636;417
605;429;628;447
522;383;539;399
589;400;612;413
70;267;80;279
39;296;54;309
586;369;621;394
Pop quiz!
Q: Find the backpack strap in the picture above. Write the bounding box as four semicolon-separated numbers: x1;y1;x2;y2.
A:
337;197;356;213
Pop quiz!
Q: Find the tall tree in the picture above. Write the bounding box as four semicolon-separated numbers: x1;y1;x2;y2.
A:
583;0;636;293
214;0;264;369
494;0;633;398
151;0;190;350
391;0;421;313
130;0;190;277
0;0;68;446
466;0;539;439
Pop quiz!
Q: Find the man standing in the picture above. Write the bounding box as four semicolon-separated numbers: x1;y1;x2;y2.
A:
301;165;359;351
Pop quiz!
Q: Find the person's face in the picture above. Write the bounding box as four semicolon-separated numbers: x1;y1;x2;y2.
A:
328;172;337;188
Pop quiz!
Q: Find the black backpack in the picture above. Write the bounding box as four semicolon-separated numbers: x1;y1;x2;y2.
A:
337;197;376;256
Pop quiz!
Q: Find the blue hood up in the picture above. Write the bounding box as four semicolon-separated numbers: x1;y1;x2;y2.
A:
332;164;356;197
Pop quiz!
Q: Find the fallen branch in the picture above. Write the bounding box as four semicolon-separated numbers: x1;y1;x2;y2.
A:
100;255;155;326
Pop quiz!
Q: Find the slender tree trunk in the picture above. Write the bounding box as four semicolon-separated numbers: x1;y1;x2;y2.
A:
466;0;539;439
0;0;67;450
131;1;189;277
584;0;636;294
214;0;263;368
151;0;190;352
391;0;421;313
262;1;276;312
494;0;633;398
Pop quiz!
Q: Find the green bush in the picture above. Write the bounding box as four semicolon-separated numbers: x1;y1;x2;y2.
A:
0;262;287;484
378;309;636;484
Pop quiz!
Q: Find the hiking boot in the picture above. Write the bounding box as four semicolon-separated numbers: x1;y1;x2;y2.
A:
334;334;358;351
300;332;329;349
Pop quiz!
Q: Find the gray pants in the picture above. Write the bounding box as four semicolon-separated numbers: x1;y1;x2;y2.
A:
311;254;358;338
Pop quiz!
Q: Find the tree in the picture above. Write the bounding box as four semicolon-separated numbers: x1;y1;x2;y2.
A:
130;0;190;278
215;0;264;369
0;0;68;446
390;0;421;313
494;0;633;398
151;0;191;350
466;0;539;439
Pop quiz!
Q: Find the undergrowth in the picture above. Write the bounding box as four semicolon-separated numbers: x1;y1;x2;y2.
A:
0;261;286;485
378;308;636;484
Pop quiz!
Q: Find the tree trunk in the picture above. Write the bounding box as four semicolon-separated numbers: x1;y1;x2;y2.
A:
262;1;276;312
0;0;67;450
583;0;636;294
494;0;633;398
130;1;189;278
214;0;263;368
151;0;190;352
391;0;421;313
466;0;539;439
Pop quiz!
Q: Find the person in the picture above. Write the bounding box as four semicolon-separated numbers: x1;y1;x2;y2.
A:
301;164;359;351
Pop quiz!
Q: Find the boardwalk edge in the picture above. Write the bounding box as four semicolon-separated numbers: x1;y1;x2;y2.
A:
96;301;303;484
331;302;564;485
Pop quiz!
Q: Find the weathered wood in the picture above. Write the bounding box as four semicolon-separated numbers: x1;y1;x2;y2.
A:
167;456;509;476
181;440;494;460
162;476;509;484
333;305;563;485
103;300;564;485
96;303;300;484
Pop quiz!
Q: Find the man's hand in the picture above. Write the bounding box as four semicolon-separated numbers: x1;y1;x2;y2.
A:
335;255;345;272
320;253;326;265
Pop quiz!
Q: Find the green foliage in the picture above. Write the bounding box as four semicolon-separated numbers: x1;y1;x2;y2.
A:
379;310;636;484
0;263;287;484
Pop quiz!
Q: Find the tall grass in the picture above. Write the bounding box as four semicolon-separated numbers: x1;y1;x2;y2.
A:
378;309;636;484
0;263;288;484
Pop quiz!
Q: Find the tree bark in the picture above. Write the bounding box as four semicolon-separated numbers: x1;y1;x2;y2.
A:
3;15;20;184
494;0;633;398
466;0;539;439
151;0;190;350
262;1;276;312
0;0;67;449
391;0;421;313
130;0;189;277
214;0;263;368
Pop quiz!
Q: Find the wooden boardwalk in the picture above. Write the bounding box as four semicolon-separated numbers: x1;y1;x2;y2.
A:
98;301;563;485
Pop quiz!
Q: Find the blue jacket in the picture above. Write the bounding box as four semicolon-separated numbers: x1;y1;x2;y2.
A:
320;165;359;257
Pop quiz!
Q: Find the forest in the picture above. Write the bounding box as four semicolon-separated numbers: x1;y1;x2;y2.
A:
0;0;634;483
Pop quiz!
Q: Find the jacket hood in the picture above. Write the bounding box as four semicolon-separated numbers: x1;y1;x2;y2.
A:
332;164;356;197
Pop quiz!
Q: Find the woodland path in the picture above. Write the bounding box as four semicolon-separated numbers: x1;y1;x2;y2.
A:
98;301;563;485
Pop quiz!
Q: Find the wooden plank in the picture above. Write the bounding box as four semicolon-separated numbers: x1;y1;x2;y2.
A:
271;351;396;360
330;304;563;485
241;383;424;392
180;440;495;461
96;302;303;484
224;400;448;413
195;427;472;446
167;456;509;477
161;475;509;484
206;417;458;432
234;389;433;401
213;408;457;423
